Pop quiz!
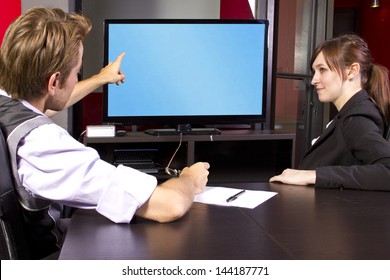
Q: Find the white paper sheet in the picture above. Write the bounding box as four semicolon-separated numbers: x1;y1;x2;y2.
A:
194;186;277;209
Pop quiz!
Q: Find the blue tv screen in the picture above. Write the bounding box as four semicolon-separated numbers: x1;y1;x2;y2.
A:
103;19;268;127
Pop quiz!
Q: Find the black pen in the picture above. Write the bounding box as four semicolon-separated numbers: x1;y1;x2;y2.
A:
226;190;246;202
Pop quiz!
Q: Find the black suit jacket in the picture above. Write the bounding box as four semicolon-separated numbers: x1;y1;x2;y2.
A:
300;90;390;191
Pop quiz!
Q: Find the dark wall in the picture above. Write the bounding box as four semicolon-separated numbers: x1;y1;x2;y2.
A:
335;0;390;73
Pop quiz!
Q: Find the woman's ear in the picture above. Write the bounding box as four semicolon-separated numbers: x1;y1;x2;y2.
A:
347;63;360;80
47;72;61;96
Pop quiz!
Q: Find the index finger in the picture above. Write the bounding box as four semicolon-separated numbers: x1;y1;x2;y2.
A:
114;52;126;64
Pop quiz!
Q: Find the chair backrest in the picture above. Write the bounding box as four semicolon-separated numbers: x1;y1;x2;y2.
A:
0;129;31;259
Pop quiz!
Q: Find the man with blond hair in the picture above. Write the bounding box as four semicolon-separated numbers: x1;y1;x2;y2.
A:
0;7;209;259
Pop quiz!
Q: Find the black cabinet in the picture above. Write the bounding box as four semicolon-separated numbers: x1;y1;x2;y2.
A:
84;129;295;183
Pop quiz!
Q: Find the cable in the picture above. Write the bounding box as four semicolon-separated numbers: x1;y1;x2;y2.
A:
165;133;182;176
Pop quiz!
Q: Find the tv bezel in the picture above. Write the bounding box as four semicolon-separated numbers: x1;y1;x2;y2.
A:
102;19;269;128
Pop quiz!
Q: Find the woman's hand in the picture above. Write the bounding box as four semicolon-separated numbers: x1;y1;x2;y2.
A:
269;168;316;186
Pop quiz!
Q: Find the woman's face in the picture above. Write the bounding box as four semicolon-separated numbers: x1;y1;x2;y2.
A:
311;51;346;109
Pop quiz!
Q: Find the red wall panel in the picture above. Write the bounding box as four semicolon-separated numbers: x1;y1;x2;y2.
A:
359;0;390;72
0;1;21;44
335;0;390;76
220;0;253;19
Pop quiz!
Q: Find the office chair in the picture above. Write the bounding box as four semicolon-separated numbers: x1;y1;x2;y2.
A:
0;129;31;259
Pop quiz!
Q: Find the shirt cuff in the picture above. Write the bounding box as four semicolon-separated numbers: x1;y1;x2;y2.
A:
96;165;157;223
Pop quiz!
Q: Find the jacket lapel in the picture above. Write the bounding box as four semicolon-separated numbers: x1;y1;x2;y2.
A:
304;90;368;154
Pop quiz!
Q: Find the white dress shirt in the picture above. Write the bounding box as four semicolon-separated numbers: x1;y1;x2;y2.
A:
1;90;157;223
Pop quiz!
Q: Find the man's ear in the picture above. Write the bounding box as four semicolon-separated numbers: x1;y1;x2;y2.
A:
347;63;360;80
47;72;61;96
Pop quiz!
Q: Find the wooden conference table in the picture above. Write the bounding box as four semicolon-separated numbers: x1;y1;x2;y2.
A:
59;182;390;260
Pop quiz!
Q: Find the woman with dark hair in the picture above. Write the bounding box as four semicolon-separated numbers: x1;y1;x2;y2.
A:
270;34;390;191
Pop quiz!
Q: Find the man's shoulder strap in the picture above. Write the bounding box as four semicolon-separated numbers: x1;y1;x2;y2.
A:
7;115;54;211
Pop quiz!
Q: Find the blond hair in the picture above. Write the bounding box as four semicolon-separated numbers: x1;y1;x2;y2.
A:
0;7;91;100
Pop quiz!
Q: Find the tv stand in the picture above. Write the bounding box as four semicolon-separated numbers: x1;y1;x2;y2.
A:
251;122;264;130
144;128;221;136
145;124;220;136
84;129;295;183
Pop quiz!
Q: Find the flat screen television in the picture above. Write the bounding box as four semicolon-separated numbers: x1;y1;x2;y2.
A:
103;19;269;135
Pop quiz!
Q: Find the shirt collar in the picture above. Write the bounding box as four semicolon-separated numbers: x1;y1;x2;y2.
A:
0;89;44;116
